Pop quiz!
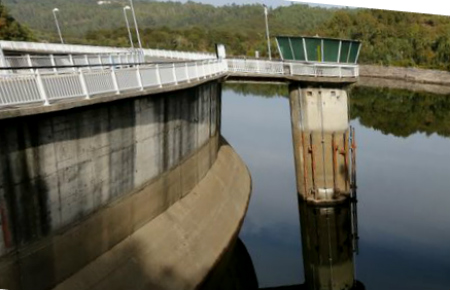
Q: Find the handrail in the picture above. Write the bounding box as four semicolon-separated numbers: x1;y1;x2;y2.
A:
226;59;359;78
0;40;216;61
0;51;359;109
0;59;227;107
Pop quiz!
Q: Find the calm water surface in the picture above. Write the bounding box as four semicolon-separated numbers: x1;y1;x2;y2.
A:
221;84;450;289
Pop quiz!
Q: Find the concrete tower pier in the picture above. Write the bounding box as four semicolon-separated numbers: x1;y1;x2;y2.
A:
289;83;355;204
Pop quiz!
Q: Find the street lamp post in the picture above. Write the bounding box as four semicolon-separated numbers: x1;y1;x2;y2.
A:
128;0;143;51
123;6;135;49
52;8;64;44
263;4;271;60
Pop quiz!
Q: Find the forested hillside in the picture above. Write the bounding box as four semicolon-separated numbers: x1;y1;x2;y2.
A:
2;1;333;37
3;0;450;70
320;9;450;69
2;0;335;56
0;3;33;41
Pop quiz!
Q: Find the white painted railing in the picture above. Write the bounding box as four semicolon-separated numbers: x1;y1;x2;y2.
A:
143;48;215;60
0;45;359;109
2;52;143;72
227;59;359;78
0;40;128;54
0;41;215;61
227;59;284;75
0;60;227;107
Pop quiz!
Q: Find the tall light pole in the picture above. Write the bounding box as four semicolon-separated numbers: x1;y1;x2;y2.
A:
263;4;271;60
52;8;64;44
123;6;134;49
129;0;143;51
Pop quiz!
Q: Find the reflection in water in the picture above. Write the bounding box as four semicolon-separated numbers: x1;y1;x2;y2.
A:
224;83;450;138
299;200;363;290
223;85;450;289
350;86;450;138
200;238;259;290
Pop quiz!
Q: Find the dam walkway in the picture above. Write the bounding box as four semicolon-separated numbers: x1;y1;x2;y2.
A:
0;41;358;111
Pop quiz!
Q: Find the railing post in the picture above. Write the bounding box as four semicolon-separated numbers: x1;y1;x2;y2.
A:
207;60;212;77
195;62;200;80
35;70;50;106
185;63;190;83
85;54;91;71
339;66;342;78
26;54;33;73
136;65;144;91
98;55;103;70
289;63;293;76
111;68;120;94
69;54;76;72
50;54;57;73
79;69;90;99
172;63;178;85
156;64;162;88
202;61;206;79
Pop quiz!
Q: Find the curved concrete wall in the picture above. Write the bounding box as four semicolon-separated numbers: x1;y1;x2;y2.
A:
0;81;221;290
53;141;252;290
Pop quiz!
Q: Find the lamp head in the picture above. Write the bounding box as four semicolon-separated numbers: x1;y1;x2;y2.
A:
53;8;59;12
124;5;131;10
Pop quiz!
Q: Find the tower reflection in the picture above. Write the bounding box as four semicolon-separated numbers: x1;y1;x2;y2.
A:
299;200;364;290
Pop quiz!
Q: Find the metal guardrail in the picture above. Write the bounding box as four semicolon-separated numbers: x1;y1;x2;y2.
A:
143;48;215;60
226;59;359;78
0;47;359;109
0;60;226;107
2;53;143;73
0;41;216;61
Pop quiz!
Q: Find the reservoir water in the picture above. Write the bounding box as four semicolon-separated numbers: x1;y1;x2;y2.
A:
221;83;450;290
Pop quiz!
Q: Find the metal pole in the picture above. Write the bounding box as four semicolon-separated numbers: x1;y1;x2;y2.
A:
129;0;143;51
52;8;64;44
263;4;271;60
123;6;135;49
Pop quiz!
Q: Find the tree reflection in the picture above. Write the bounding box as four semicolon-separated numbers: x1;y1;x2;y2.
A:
350;86;450;137
224;83;450;138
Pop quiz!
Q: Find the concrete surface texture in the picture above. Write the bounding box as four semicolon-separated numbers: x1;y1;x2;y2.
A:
0;81;222;290
52;141;252;290
288;84;352;203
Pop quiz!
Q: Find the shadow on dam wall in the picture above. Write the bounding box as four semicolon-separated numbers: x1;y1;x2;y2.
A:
0;80;253;290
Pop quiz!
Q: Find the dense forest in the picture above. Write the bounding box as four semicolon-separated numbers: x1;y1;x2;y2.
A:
3;0;450;70
0;3;33;40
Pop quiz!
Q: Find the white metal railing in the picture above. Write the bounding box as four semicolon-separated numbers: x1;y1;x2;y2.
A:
227;59;284;75
2;52;143;72
0;60;227;107
143;48;215;60
0;40;128;55
0;41;215;61
0;49;359;109
227;59;359;78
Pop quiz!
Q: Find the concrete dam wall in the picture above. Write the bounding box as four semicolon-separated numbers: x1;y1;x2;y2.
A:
0;80;251;290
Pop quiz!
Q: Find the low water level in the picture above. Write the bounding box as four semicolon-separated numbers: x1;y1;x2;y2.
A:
221;83;450;289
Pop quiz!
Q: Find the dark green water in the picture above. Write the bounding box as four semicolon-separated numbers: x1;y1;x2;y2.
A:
221;84;450;290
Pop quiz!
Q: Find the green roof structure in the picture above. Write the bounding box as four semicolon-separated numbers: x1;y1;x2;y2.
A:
275;36;362;64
